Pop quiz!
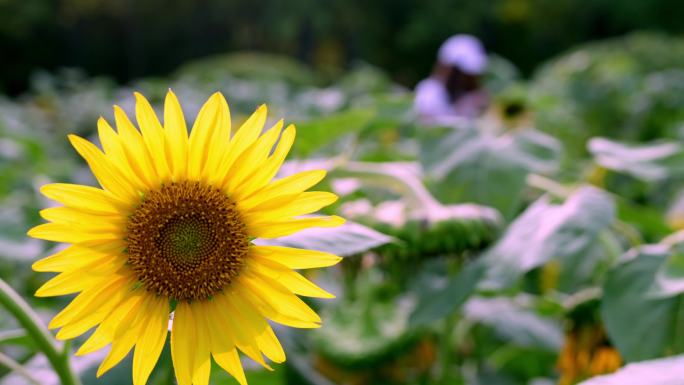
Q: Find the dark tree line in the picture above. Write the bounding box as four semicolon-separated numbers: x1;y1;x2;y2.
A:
1;0;682;94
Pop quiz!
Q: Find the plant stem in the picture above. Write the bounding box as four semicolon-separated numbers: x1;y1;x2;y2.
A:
0;278;81;385
438;312;458;384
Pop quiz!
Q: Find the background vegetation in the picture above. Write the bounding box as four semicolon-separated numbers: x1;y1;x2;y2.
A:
2;3;684;385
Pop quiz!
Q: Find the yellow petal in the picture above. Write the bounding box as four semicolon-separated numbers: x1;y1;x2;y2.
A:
250;245;342;270
171;302;195;385
249;215;345;239
229;104;267;157
39;207;124;233
188;303;212;385
199;299;260;382
114;105;159;188
134;92;172;181
238;170;326;212
35;269;114;297
234;281;319;328
188;93;222;181
232;125;296;202
132;296;169;385
242;192;300;214
240;273;322;325
249;259;334;298
56;291;121;340
213;348;247;385
40;183;127;214
201;93;231;182
32;242;124;273
98;117;143;186
56;314;101;340
195;300;236;353
243;191;338;223
98;117;126;160
49;273;131;329
212;294;272;370
97;117;147;190
68;134;139;201
200;300;236;356
28;223;121;244
164;90;189;181
213;104;267;186
230;293;286;363
76;292;145;356
225;119;283;194
97;316;143;377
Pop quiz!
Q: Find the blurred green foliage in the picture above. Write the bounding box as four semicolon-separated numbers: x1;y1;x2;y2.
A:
4;31;684;385
532;33;684;155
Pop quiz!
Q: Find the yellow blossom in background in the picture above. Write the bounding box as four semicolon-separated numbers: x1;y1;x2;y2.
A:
27;90;344;385
557;325;622;385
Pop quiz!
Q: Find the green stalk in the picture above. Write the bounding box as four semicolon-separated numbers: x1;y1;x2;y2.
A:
438;312;458;384
0;278;81;385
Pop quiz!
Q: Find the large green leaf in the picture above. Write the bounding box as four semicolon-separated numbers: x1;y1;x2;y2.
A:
409;260;486;326
419;125;561;219
650;241;684;298
601;245;684;362
578;354;684;385
292;108;375;157
464;296;564;351
480;186;616;290
255;219;392;257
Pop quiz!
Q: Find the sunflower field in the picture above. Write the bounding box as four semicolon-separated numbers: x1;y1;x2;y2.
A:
3;32;684;385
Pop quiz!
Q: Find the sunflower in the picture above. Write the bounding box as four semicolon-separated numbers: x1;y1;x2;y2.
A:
28;90;344;385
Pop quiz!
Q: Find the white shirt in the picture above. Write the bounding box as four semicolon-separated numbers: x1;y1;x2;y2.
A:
414;78;453;118
414;77;488;125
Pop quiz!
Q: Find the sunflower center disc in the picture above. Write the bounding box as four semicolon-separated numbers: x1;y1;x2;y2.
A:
126;181;249;301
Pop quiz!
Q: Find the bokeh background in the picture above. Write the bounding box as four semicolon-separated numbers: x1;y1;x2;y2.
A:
3;0;684;94
3;1;684;385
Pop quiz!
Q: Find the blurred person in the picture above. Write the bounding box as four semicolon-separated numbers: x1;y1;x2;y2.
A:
414;34;490;124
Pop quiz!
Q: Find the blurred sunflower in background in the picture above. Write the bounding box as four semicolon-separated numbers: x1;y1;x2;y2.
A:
483;83;532;130
557;298;622;385
27;90;344;385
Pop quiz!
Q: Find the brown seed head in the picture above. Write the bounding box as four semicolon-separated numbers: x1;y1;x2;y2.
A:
126;181;248;301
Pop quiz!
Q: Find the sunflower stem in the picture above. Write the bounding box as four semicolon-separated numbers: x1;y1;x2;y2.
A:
0;278;82;385
438;312;458;384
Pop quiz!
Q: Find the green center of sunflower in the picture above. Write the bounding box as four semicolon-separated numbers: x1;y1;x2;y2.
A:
125;181;249;301
162;218;211;263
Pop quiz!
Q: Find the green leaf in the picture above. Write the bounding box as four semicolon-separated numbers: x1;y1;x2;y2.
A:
650;249;684;298
480;186;615;290
292;108;375;157
616;198;671;243
419;125;561;219
255;219;392;257
409;260;486;326
464;296;564;351
601;245;684;362
588;137;684;182
314;296;423;369
532;33;684;155
578;354;684;385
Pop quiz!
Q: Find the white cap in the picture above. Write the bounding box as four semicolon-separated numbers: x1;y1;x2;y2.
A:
437;34;487;75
